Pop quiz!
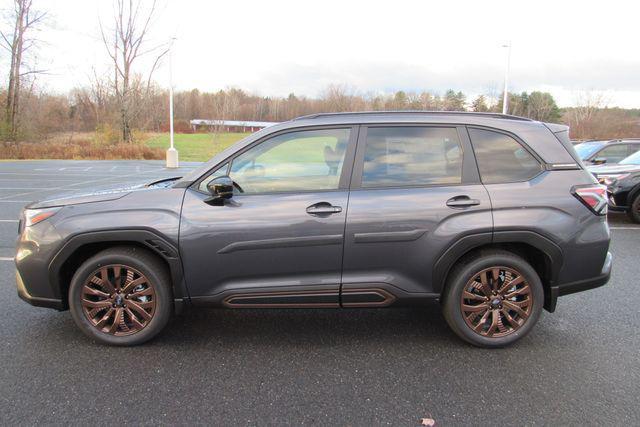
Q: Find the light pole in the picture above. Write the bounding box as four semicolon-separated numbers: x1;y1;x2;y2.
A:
502;42;511;115
166;37;179;169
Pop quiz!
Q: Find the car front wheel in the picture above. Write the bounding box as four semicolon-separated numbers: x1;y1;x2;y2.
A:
68;246;172;346
442;250;544;348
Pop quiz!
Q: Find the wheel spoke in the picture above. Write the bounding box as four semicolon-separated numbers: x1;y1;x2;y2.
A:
108;308;123;334
462;290;487;302
487;309;500;336
127;300;152;321
504;285;530;299
95;308;114;329
473;310;491;332
462;303;489;313
83;287;110;298
130;287;153;298
125;307;145;329
499;275;524;295
99;267;116;293
82;299;112;309
491;268;500;291
503;300;529;319
122;276;147;294
113;267;122;292
501;308;519;327
477;274;493;297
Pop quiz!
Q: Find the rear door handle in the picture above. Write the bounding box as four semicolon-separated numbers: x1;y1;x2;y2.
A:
446;196;481;208
306;202;342;215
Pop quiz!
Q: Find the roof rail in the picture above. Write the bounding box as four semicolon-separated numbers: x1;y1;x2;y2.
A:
293;110;533;122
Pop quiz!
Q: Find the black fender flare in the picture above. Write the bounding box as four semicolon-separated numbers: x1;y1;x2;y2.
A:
432;230;563;310
48;229;188;305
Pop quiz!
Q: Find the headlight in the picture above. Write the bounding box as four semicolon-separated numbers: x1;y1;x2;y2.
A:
23;207;61;227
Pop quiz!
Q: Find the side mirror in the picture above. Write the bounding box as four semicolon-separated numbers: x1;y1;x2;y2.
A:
205;176;234;205
592;157;607;165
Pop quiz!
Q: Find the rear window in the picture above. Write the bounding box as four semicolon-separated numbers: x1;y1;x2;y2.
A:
361;127;463;187
469;128;542;184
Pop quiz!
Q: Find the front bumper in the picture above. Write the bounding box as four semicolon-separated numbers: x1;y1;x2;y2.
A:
546;251;612;312
16;269;64;310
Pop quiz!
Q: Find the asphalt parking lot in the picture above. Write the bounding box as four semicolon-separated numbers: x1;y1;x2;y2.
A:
1;160;639;425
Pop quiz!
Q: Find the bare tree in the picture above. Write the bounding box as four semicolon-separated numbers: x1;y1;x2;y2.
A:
565;91;607;139
100;0;167;143
1;0;46;140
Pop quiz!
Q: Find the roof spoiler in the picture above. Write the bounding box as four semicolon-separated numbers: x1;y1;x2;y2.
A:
544;122;569;134
543;122;584;166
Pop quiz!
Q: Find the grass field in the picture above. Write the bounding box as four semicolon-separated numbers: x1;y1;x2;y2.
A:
144;133;250;161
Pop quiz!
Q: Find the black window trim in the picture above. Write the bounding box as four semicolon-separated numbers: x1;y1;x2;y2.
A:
465;125;545;185
349;123;480;191
191;125;360;196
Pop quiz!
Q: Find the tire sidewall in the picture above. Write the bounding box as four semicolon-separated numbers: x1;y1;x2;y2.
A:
444;253;544;348
68;249;171;346
628;193;640;223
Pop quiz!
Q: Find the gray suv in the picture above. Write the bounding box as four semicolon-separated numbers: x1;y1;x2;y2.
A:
15;112;612;347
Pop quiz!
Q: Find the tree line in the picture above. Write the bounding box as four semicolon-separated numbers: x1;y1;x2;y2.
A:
1;0;638;145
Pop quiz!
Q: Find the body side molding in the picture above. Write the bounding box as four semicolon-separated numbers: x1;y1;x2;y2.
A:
353;229;428;244
217;234;343;254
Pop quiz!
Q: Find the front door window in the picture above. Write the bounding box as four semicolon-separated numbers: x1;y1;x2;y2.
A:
229;128;351;194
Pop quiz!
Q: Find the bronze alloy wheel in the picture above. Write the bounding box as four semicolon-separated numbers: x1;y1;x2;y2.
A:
460;266;533;338
81;264;156;336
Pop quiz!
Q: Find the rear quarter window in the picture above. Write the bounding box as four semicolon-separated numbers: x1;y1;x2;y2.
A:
468;128;542;184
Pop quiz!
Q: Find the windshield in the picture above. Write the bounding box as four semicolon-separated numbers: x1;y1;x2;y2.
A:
574;142;603;159
620;150;640;165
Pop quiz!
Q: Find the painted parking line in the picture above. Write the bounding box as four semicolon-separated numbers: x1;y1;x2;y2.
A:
610;226;640;230
0;219;19;222
0;257;14;262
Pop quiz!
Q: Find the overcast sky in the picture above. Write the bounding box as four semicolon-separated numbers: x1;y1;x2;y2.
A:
5;0;640;107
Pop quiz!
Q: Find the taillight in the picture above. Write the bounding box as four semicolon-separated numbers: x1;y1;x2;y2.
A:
572;185;607;215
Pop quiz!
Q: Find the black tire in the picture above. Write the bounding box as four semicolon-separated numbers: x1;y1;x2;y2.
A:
626;193;640;224
68;246;172;346
442;249;544;348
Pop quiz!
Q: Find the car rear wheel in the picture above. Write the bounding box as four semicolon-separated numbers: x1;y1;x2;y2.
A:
442;250;543;348
68;246;172;346
626;193;640;223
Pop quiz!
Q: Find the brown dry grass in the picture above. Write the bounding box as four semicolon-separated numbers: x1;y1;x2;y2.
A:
0;137;164;160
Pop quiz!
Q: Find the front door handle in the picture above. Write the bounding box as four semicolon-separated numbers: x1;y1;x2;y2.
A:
446;196;481;208
306;202;342;216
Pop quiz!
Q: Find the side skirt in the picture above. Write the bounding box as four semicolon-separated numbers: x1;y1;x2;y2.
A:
190;284;439;308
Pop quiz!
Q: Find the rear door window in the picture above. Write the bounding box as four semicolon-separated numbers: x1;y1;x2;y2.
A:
360;127;463;187
468;128;542;184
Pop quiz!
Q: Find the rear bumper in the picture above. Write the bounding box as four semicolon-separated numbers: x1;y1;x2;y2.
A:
546;251;612;312
16;270;64;310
